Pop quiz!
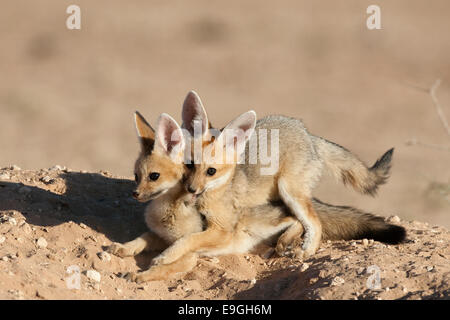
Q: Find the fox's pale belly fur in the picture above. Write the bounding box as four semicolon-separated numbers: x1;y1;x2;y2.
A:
144;190;204;245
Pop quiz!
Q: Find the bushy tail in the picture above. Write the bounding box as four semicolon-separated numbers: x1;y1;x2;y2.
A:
312;198;406;244
312;136;393;196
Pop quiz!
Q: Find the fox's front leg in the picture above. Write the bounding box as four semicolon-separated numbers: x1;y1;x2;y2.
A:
125;253;198;283
152;228;231;265
108;231;167;258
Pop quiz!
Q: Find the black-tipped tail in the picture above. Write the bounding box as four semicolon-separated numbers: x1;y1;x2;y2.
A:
357;222;406;244
312;198;407;244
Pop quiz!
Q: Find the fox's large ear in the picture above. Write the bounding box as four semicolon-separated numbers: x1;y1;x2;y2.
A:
181;90;209;139
155;113;185;163
134;111;155;153
220;110;256;156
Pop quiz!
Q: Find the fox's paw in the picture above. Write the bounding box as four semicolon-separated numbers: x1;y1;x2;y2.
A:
151;254;167;266
275;241;289;257
275;237;302;258
123;272;139;283
107;243;134;258
124;271;155;284
291;248;306;260
152;248;180;265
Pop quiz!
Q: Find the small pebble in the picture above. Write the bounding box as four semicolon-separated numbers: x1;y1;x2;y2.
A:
362;239;369;247
50;165;65;171
300;263;309;272
0;173;10;180
8;217;17;226
11;165;21;170
331;276;345;286
86;270;101;282
36;237;48;248
388;215;401;223
41;176;54;184
20;223;32;234
0;236;5;244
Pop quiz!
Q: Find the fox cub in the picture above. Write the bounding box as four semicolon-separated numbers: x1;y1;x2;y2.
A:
109;95;303;282
143;91;406;270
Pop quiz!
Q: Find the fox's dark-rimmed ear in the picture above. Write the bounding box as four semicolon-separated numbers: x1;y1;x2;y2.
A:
155;113;185;163
220;110;257;155
134;111;155;153
181;90;209;139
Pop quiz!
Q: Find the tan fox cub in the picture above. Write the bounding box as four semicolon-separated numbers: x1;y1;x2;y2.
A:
152;92;406;267
108;97;304;282
109;92;405;282
107;111;203;282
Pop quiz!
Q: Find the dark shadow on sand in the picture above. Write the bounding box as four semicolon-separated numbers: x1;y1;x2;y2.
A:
0;171;148;243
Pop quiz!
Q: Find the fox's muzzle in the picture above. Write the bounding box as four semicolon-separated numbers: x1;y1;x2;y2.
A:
132;189;165;202
185;185;205;196
187;186;196;194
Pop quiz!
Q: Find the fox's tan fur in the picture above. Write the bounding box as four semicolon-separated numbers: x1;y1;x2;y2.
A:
108;106;303;283
155;92;403;266
109;91;405;283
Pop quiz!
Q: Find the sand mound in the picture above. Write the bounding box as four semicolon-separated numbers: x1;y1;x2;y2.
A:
0;167;448;300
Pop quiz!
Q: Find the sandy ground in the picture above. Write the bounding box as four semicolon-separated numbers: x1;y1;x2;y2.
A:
0;167;448;300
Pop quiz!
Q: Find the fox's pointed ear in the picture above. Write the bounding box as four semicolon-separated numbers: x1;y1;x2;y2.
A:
134;111;155;153
181;90;209;139
155;113;185;163
220;110;257;155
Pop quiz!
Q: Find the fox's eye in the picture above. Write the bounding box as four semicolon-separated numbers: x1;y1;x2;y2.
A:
149;172;160;181
206;168;216;176
134;173;139;182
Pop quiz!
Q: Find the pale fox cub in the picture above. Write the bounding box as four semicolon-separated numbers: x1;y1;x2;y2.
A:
108;97;304;282
108;92;404;283
148;91;406;267
107;111;202;282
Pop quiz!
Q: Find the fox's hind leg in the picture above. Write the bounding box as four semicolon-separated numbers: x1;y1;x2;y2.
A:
125;253;198;283
108;231;167;258
278;178;322;259
275;218;304;257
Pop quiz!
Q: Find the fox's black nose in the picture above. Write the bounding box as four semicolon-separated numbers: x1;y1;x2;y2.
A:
132;191;140;199
187;186;196;194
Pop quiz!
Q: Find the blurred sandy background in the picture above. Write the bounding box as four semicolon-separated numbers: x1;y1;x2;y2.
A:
0;0;449;226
